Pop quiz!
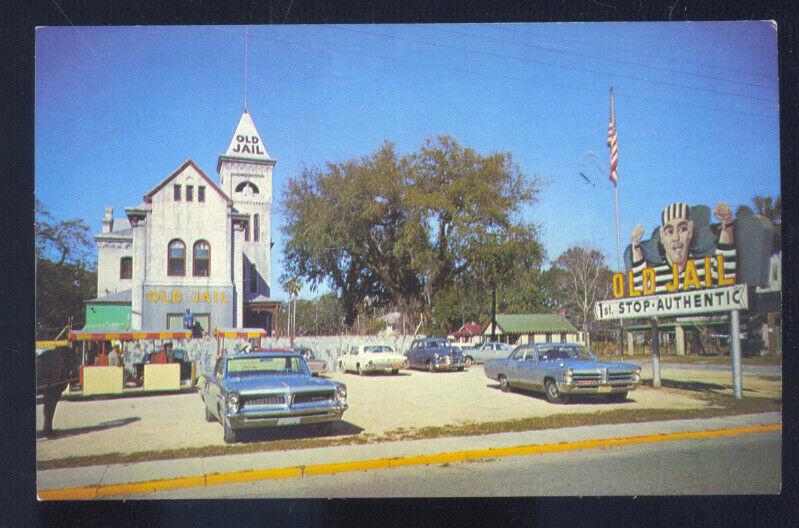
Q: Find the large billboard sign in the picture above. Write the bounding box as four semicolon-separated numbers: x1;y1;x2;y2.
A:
595;284;748;320
595;200;775;320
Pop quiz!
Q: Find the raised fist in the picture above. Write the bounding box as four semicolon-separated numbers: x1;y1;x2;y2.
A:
631;224;644;246
714;202;733;225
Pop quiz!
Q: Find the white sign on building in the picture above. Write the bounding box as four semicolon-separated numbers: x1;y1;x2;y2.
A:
594;284;748;321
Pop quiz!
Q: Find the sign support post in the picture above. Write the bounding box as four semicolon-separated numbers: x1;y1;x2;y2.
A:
730;309;743;399
651;318;661;388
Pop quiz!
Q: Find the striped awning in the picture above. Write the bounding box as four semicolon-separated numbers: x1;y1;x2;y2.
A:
68;330;192;342
213;328;268;339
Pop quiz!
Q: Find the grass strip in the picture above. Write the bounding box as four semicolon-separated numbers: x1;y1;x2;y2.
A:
37;389;779;471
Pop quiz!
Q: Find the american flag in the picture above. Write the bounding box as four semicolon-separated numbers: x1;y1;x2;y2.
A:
607;87;619;186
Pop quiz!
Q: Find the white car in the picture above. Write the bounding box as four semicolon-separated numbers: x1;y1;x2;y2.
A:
339;344;407;375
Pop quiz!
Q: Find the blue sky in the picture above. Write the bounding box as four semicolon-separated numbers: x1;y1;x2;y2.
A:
35;22;779;300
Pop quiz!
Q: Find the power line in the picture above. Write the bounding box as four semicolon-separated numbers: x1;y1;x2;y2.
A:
340;27;777;104
440;27;776;90
474;25;776;81
211;26;777;120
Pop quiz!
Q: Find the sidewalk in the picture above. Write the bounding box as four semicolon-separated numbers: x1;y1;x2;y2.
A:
38;411;781;496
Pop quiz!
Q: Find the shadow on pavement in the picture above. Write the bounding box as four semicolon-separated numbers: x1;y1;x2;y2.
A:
234;420;364;443
641;378;758;393
486;383;636;404
37;416;141;440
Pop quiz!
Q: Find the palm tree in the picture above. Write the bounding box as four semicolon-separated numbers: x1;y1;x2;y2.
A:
283;276;302;346
752;195;781;224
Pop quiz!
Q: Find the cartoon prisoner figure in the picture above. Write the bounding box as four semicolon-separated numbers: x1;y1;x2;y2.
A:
627;202;736;295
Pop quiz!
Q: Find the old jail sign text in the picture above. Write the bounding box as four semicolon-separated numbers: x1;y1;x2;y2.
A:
612;255;734;298
231;135;265;155
594;284;748;321
146;290;231;304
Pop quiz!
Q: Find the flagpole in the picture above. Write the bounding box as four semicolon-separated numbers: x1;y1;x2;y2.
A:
610;85;624;356
610;86;621;271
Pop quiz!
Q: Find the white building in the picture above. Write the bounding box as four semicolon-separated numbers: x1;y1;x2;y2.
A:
86;110;281;334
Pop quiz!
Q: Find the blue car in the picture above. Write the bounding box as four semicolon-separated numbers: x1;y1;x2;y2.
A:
405;338;466;372
201;351;348;443
484;343;641;403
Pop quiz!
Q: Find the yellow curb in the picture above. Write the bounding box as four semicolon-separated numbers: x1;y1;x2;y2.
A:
38;423;781;499
38;486;98;501
206;466;302;486
96;475;206;498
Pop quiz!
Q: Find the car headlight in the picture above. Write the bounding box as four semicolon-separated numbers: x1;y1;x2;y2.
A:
563;369;573;383
336;385;347;404
226;391;240;414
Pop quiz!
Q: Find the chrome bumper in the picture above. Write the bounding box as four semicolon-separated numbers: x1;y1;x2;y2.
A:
226;404;347;429
557;382;639;394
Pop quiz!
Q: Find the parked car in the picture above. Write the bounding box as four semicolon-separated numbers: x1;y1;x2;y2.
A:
405;337;466;372
200;351;347;443
339;344;407;375
484;343;641;403
293;346;328;376
462;341;514;366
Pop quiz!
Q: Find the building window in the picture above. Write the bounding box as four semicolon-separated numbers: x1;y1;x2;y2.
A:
244;221;250;242
186;185;194;202
193;240;210;277
235;181;259;194
167;239;186;276
198;186;205;202
174;184;181;201
250;264;258;292
253;214;260;242
120;257;133;279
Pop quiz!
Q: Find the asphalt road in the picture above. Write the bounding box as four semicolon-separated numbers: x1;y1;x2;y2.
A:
116;429;781;498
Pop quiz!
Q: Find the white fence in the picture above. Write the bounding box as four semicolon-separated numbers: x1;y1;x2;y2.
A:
119;334;424;379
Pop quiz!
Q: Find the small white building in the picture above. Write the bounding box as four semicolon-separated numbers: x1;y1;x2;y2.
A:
87;110;281;334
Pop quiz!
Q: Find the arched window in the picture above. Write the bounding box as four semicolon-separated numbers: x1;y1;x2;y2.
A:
193;240;210;277
253;214;260;242
235;181;260;194
167;239;186;276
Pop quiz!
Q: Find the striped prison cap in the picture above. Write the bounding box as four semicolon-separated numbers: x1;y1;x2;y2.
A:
661;203;690;226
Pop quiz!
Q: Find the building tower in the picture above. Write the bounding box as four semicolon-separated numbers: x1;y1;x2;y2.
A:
217;110;277;329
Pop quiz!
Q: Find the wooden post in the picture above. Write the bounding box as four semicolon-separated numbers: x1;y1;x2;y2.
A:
730;310;743;399
651;318;661;388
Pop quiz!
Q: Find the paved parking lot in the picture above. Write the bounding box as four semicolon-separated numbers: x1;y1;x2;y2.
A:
37;365;722;461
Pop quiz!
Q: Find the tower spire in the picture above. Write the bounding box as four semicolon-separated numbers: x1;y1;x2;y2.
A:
243;26;249;111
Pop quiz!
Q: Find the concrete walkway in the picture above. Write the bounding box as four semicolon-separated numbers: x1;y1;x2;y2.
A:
38;412;781;496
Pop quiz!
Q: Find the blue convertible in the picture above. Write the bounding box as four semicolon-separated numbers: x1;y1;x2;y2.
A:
201;351;348;443
484;343;641;403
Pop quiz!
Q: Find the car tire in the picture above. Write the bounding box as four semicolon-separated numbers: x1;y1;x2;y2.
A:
205;403;215;423
606;391;628;403
223;417;237;444
499;375;510;392
464;356;473;367
545;379;563;404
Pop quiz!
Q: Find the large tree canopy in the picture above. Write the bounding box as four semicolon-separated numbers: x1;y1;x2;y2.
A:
281;136;542;331
35;199;96;338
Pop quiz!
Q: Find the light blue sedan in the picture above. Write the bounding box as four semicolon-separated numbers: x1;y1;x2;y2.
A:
201;351;347;443
461;341;514;366
484;343;641;403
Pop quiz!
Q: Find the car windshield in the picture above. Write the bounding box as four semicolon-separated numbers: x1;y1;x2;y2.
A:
364;345;394;353
226;356;306;376
539;347;592;361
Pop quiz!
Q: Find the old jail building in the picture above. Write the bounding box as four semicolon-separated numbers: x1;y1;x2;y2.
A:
85;110;281;334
